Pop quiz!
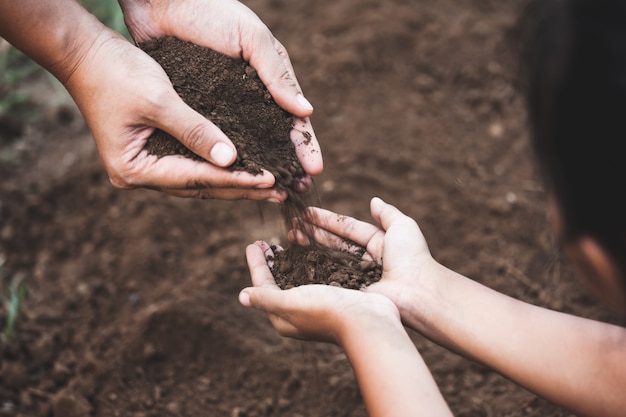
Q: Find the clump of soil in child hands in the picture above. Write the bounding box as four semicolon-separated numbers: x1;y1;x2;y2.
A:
139;36;382;289
269;243;382;290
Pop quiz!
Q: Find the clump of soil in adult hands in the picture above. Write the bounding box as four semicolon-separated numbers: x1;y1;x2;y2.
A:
138;36;305;192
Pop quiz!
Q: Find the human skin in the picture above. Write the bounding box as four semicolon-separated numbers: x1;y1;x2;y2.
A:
240;240;453;417
0;0;322;200
248;197;626;417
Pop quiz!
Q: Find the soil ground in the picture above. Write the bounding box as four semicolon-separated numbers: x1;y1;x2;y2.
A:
0;0;623;416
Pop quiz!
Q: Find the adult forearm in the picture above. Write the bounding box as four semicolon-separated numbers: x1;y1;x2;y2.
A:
0;0;107;84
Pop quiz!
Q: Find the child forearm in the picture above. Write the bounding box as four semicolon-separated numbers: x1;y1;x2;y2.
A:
401;262;626;417
338;313;453;417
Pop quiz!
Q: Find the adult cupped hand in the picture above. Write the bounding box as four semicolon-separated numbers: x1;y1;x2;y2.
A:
67;0;322;199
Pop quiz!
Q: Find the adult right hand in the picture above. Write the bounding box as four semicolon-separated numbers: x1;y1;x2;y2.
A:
1;0;321;201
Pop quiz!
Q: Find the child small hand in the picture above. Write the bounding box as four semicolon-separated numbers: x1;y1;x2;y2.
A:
239;240;402;345
287;197;438;321
240;239;453;417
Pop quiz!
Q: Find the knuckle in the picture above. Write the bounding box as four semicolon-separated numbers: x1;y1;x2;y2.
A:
181;123;209;152
107;161;144;190
190;190;213;200
186;178;212;190
272;37;289;59
182;179;218;199
108;173;134;190
279;67;295;85
142;85;175;120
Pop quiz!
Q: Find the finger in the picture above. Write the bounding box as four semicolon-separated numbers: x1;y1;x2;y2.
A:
291;117;323;177
370;197;418;232
246;242;279;289
244;34;322;178
303;207;382;248
161;186;286;202
292;175;313;194
149;91;238;168
265;243;285;270
238;288;300;337
246;35;314;118
369;197;425;263
287;228;311;245
240;286;301;322
119;153;276;190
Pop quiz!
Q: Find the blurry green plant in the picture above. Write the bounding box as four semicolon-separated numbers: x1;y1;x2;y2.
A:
0;265;27;342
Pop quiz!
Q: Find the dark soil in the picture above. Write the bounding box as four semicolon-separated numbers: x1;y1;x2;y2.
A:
139;36;304;189
1;1;622;416
270;244;382;290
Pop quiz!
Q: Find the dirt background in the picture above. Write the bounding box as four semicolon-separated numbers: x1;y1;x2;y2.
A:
1;0;623;416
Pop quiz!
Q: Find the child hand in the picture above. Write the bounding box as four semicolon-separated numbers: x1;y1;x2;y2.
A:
288;197;439;322
239;240;402;345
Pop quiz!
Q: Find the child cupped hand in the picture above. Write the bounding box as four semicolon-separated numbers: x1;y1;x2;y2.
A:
238;197;454;417
238;196;435;345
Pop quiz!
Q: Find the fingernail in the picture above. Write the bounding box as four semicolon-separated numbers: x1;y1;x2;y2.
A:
238;290;251;307
210;142;235;167
296;94;313;111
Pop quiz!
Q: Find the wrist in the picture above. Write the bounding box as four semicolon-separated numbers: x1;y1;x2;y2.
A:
62;29;134;126
395;259;450;335
336;301;404;348
51;18;112;86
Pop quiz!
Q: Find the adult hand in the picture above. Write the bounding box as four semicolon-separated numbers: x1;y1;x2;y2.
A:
117;0;323;194
64;27;285;200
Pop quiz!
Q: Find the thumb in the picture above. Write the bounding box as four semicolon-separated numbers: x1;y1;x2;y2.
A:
238;289;253;307
370;197;414;232
154;95;237;167
238;287;286;314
